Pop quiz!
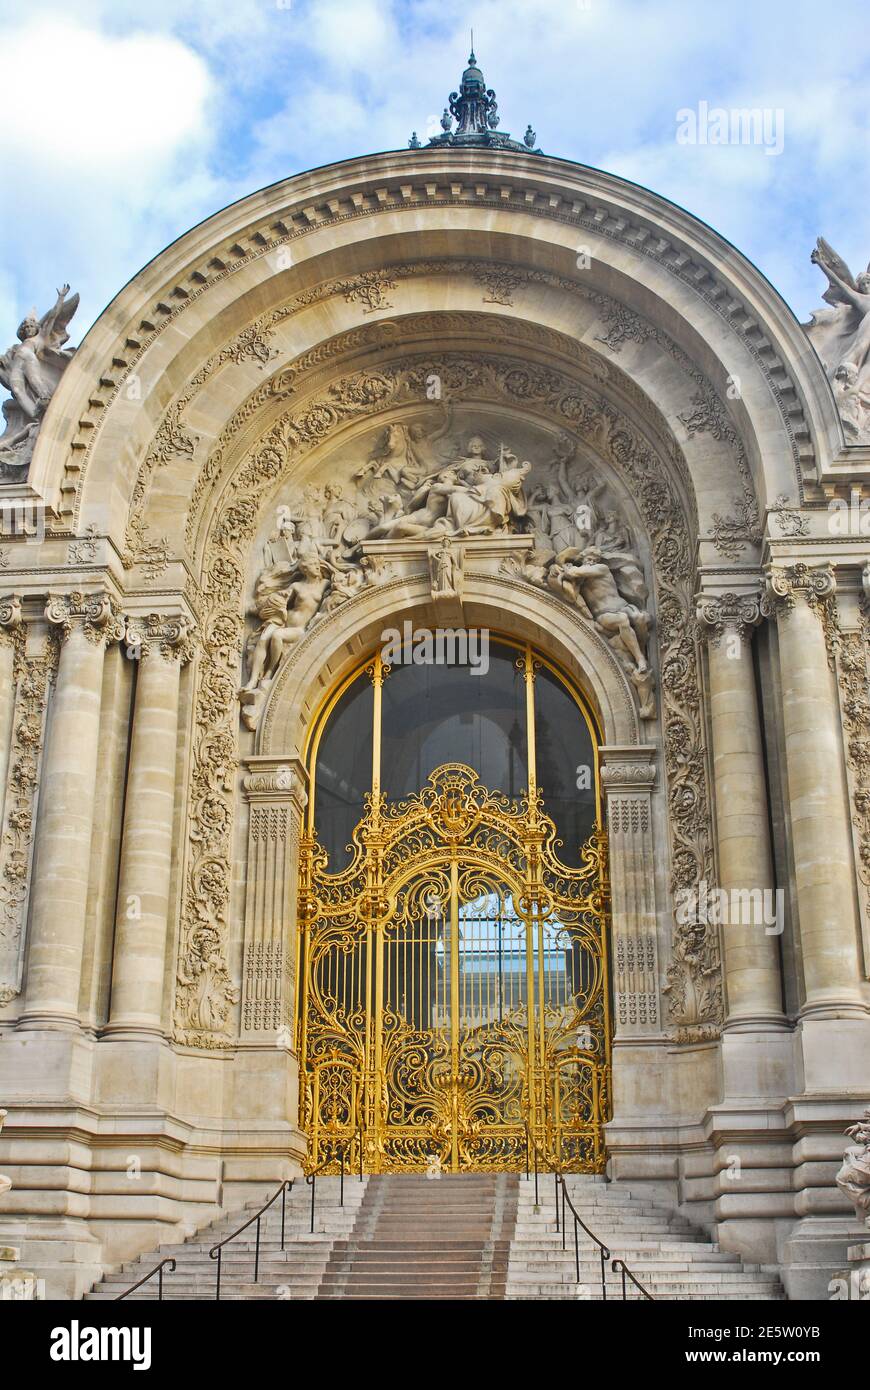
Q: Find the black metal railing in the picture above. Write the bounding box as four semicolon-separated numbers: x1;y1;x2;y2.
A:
523;1121;654;1301
115;1257;176;1301
208;1178;293;1301
305;1128;364;1234
612;1257;654;1301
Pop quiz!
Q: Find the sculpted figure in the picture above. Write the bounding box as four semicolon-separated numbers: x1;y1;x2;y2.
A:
836;1109;870;1229
805;239;870;437
429;535;461;597
562;546;650;671
437;445;531;535
242;554;329;695
0;285;79;478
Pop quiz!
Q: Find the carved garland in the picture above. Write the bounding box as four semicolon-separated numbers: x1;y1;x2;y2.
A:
176;350;720;1046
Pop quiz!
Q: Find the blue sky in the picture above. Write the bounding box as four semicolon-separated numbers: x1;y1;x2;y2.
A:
1;0;868;341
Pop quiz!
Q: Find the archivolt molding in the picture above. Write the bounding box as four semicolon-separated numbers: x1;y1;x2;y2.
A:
50;157;825;528
260;569;641;753
123;265;769;567
175;343;720;1047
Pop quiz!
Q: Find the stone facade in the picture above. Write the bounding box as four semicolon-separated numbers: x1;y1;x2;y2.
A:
0;138;868;1300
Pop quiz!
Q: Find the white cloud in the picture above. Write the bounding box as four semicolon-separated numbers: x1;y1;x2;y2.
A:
0;19;211;170
0;0;867;338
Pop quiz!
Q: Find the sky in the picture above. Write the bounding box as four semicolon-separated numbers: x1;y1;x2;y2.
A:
0;0;868;344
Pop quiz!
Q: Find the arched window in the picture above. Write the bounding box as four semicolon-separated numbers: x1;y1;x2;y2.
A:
306;636;600;868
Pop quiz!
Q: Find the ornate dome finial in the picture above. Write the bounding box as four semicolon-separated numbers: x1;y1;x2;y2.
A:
410;45;543;156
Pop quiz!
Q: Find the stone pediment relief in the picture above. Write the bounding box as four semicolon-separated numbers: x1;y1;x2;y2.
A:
238;417;654;730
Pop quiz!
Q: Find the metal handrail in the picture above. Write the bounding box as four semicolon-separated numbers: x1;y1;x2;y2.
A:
611;1257;654;1301
305;1127;364;1234
208;1178;293;1301
523;1121;654;1301
114;1257;176;1301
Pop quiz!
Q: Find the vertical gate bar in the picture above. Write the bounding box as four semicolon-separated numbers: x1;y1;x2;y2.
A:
449;857;460;1172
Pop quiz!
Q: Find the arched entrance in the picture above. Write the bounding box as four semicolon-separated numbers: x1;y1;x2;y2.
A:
297;637;610;1173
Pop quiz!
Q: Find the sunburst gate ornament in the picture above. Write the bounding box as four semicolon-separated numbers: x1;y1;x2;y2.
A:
409;42;542;155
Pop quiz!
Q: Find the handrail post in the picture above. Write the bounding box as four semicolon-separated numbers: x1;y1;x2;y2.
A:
621;1264;627;1300
561;1180;566;1251
600;1247;607;1301
574;1218;580;1284
158;1264;163;1301
554;1171;559;1233
215;1248;222;1302
254;1215;261;1283
533;1139;539;1207
359;1128;364;1182
525;1127;529;1181
310;1173;316;1234
340;1143;345;1208
281;1182;287;1251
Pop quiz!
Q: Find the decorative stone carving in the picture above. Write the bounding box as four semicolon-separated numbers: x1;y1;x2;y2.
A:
769;494;810;537
429;535;463;599
804;239;870;441
836;1109;870;1228
696;590;765;646
179;350;717;1046
764;562;837;645
45;590;125;646
0;633;57;1006
0;285;79;481
600;749;660;1035
835;583;870;965
125;612;195;663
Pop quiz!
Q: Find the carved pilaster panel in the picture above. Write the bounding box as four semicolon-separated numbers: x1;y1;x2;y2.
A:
239;761;307;1039
0;624;58;1007
601;749;661;1037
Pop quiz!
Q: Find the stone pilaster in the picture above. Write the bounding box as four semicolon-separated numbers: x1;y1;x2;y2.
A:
0;597;23;826
600;746;660;1037
240;759;308;1040
105;613;194;1036
765;563;865;1018
696;589;785;1030
18;590;124;1027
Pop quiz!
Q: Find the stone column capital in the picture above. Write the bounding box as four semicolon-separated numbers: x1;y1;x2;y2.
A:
44;589;124;647
125;612;196;664
696;589;765;646
599;745;657;794
764;562;837;620
243;758;308;811
0;594;23;648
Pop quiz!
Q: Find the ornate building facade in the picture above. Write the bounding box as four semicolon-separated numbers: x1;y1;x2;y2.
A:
1;54;869;1300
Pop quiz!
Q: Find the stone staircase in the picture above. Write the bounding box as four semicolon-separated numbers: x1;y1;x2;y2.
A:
314;1171;518;1299
85;1176;368;1301
85;1170;784;1301
506;1174;784;1300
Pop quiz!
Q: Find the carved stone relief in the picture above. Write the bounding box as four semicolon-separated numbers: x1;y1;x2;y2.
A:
176;349;719;1045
